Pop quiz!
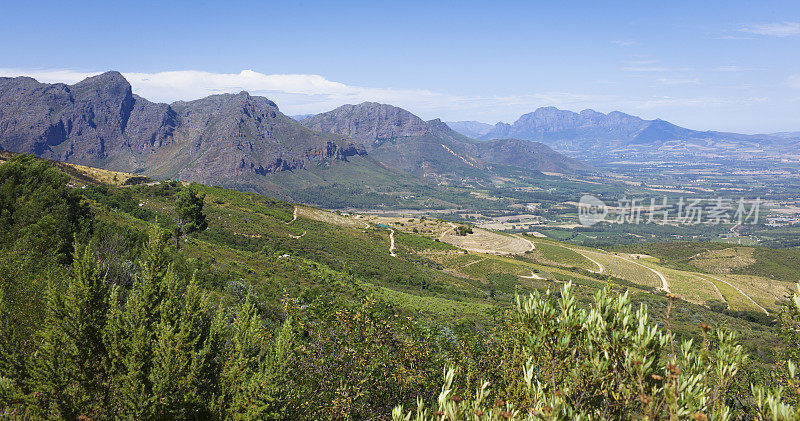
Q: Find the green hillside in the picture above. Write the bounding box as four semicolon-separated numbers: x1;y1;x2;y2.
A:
1;154;798;419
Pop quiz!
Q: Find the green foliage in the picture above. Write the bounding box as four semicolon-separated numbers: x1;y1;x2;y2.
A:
3;156;800;419
0;154;91;261
393;283;800;420
176;184;208;235
30;244;110;418
82;184;156;221
174;184;208;247
456;226;474;236
285;296;440;419
1;227;290;419
0;155;93;401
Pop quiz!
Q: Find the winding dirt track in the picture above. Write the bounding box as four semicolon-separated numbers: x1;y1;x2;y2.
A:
616;255;670;293
561;246;669;292
287;207;298;224
568;248;605;274
460;257;488;268
389;229;397;257
438;222;458;240
702;274;768;314
512;234;536;252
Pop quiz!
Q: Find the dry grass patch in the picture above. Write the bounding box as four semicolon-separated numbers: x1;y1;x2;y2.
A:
689;247;757;274
295;207;369;229
582;252;663;288
440;227;532;254
715;274;794;311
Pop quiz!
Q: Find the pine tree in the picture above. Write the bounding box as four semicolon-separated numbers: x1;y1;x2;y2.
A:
30;244;110;419
105;226;170;418
150;270;216;418
174;184;208;248
212;298;289;419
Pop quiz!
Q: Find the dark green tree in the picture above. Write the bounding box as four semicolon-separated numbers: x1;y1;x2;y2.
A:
30;244;110;419
174;184;208;248
0;154;92;407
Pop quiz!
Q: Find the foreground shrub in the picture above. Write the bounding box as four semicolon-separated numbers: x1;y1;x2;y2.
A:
393;283;800;420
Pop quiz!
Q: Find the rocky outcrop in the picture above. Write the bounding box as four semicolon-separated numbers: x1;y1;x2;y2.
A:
300;102;432;150
0;72;363;185
480;107;649;143
301;102;588;175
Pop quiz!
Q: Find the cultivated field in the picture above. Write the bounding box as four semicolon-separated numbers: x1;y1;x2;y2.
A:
440;227;534;254
689;247;757;274
295;207;370;229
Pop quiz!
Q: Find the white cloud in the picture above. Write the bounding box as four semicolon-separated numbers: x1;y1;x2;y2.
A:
789;75;800;89
713;65;763;72
634;96;767;110
0;68;617;122
656;77;700;85
0;68;776;128
621;66;693;72
611;40;640;47
740;22;800;37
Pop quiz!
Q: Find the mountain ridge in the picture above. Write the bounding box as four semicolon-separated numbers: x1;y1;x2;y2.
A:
469;106;787;147
0;72;365;185
0;72;589;207
300;102;588;175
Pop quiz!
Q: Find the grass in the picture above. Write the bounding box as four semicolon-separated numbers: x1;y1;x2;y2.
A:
715;274;794;311
705;277;760;313
371;285;495;319
530;240;598;271
3;152;792;371
582;252;663;288
611;241;800;283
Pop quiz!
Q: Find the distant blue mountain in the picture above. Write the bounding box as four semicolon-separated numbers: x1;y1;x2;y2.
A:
444;121;493;139
474;107;784;146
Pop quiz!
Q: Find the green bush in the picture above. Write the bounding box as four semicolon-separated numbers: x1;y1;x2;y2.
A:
393;284;800;420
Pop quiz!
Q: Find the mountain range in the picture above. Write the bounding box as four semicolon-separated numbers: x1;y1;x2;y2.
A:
0;71;586;204
447;107;799;155
442;121;493;139
299;103;585;176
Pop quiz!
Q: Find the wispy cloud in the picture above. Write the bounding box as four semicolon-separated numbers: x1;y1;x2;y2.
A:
656;77;700;85
739;22;800;37
611;40;640;47
0;68;614;122
622;66;693;72
716;35;754;40
713;65;764;72
635;96;767;109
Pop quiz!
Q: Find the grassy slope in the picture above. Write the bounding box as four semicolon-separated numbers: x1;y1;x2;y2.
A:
611;241;800;284
37;157;781;361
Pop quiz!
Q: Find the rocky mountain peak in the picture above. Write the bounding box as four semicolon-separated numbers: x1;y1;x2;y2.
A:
299;102;431;149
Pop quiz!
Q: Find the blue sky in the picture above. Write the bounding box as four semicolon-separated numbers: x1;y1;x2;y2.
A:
1;0;799;133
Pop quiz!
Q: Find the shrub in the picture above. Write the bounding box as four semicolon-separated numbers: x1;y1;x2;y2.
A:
393;283;800;420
